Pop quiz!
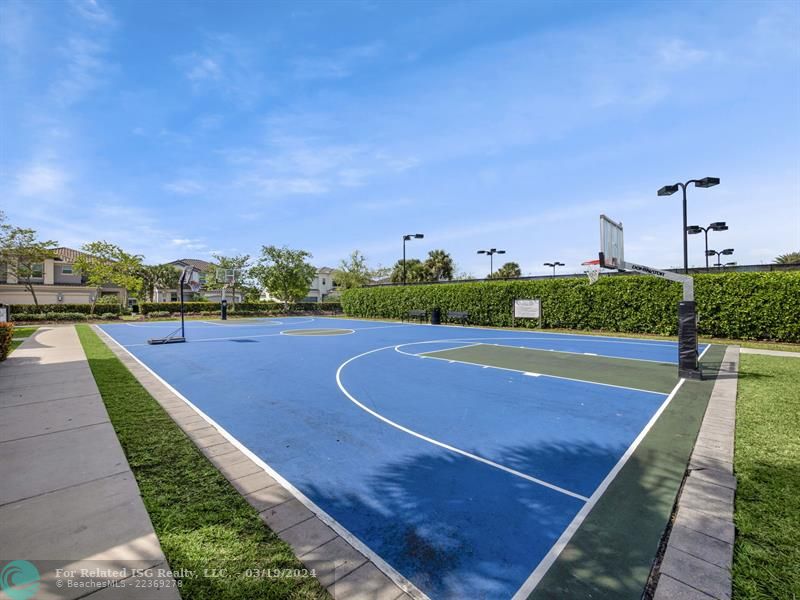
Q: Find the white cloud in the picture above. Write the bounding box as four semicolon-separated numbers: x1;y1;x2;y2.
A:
51;35;112;104
185;55;222;81
164;179;205;195
15;164;69;196
171;238;208;251
657;39;710;69
69;0;116;26
292;42;383;80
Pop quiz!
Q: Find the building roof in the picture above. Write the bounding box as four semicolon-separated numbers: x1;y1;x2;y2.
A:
317;267;335;274
170;258;214;271
53;247;92;263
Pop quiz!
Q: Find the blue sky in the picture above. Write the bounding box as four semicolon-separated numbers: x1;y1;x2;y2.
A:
1;0;798;276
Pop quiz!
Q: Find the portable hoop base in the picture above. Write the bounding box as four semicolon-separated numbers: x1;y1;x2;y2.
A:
147;337;186;345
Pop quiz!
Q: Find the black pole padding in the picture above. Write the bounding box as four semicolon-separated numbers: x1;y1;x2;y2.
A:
430;307;441;325
678;301;702;379
221;299;228;321
180;276;186;339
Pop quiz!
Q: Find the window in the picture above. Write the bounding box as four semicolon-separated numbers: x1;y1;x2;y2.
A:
0;262;6;283
29;263;44;278
61;265;73;274
322;278;326;285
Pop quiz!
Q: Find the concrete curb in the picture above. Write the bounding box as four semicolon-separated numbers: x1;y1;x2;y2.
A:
93;325;420;600
652;346;739;600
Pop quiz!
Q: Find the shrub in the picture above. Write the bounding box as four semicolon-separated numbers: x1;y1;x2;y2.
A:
138;301;342;315
0;322;13;361
99;312;119;320
148;311;171;318
44;312;88;321
96;295;121;306
9;303;122;316
341;272;800;342
11;313;47;322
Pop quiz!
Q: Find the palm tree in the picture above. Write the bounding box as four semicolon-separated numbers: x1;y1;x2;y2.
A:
492;262;522;279
424;249;455;281
774;251;800;264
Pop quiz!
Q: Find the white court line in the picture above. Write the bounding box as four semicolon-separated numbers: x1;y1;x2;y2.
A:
510;377;687;599
336;344;589;502
95;326;427;600
399;344;669;397
122;332;286;347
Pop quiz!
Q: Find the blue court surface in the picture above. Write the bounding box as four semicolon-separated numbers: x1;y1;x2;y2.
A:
100;317;707;599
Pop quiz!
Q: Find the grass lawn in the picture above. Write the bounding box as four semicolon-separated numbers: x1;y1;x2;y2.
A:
75;324;329;600
733;354;800;599
10;326;38;352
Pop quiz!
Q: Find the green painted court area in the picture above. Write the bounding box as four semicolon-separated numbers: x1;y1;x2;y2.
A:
420;343;680;394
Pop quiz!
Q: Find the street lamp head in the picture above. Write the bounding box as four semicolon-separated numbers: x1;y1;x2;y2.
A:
709;221;727;230
658;184;679;196
497;250;506;255
721;248;734;255
686;225;703;235
543;262;554;267
706;249;717;257
477;250;487;255
725;262;737;266
695;177;720;188
555;261;565;266
414;233;424;239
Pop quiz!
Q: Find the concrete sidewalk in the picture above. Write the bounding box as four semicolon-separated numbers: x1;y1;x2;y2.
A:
0;326;179;599
740;347;800;358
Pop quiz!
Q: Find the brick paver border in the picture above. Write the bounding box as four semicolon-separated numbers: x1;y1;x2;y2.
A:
93;325;421;600
652;346;739;600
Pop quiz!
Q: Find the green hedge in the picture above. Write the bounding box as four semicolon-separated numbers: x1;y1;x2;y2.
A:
9;303;122;317
0;323;12;361
139;301;342;315
341;272;800;342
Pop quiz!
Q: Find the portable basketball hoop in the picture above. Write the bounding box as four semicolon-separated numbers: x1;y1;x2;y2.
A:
582;259;601;285
148;266;200;345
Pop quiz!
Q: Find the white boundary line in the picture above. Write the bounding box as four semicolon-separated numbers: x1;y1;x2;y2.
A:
336;343;589;502
316;315;698;348
509;377;688;599
280;328;355;336
95;326;427;600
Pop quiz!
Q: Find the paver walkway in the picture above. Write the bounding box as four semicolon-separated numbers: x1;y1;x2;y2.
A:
0;326;179;599
739;347;800;358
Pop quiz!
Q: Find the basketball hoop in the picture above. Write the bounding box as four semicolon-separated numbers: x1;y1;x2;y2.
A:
582;259;601;285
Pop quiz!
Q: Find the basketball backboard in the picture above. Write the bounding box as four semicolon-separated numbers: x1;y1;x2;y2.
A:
599;214;624;269
216;268;237;285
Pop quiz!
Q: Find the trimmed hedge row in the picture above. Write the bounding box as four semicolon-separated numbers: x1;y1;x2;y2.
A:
341;272;800;342
9;303;122;316
0;322;12;361
11;312;121;322
139;301;343;315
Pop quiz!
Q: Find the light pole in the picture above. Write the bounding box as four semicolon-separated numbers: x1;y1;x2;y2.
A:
706;248;734;267
657;177;720;274
402;233;424;284
687;221;728;271
543;261;564;277
477;248;505;278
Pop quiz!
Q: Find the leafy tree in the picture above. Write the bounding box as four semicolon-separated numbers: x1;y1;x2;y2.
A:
775;251;800;264
334;250;377;289
73;242;143;313
211;253;251;308
389;258;427;283
491;262;522;279
424;249;455;281
251;245;316;306
138;263;180;302
0;215;58;306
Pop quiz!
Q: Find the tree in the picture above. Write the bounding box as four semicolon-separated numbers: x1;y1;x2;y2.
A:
389;258;427;283
775;251;800;264
333;250;377;289
424;249;455;281
0;214;59;306
73;242;143;313
138;264;180;302
491;262;522;279
251;245;316;306
212;253;251;308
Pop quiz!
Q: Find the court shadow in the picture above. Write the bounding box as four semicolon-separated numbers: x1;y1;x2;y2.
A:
300;439;669;599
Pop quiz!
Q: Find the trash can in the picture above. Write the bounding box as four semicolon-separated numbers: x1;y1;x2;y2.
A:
221;299;228;321
430;308;441;325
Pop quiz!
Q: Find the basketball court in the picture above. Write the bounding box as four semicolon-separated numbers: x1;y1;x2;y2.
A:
98;315;723;599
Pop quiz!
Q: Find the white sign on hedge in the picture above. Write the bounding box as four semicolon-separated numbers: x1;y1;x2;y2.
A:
514;299;541;319
0;306;7;323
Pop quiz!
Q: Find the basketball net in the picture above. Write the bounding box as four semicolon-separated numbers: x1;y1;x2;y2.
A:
582;259;601;285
